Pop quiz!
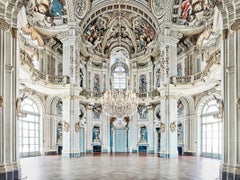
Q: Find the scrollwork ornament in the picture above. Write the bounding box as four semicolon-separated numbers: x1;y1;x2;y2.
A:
170;122;176;132
151;0;164;18
75;122;81;132
160;122;165;133
75;0;89;19
0;19;10;31
64;122;70;132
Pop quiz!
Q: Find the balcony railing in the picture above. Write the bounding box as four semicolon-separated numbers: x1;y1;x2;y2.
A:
20;49;69;85
171;49;220;86
79;89;160;99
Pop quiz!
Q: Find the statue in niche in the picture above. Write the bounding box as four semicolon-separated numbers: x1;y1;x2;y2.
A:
177;63;182;76
177;100;184;115
93;74;100;92
57;122;63;145
177;123;183;144
56;100;63;115
139;75;147;93
93;127;101;143
138;105;151;119
79;68;84;87
92;104;102;119
139;127;147;143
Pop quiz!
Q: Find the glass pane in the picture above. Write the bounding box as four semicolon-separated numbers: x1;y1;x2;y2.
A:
29;145;35;152
23;130;28;137
23;138;28;144
22;145;28;153
22;122;28;129
23;104;34;112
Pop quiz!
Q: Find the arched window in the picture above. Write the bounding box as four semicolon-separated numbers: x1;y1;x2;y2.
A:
19;98;40;157
201;99;222;158
112;64;127;90
110;47;129;90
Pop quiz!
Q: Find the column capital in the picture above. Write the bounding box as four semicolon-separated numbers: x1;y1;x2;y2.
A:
0;18;10;32
159;28;182;47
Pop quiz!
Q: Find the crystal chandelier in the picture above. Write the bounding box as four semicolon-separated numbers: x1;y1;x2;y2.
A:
101;90;138;119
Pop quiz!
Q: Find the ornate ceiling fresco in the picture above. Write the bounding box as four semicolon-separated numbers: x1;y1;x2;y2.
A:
82;10;155;57
12;0;221;60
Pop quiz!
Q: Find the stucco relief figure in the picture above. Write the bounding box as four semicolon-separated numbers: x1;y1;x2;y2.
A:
138;105;150;119
21;24;45;46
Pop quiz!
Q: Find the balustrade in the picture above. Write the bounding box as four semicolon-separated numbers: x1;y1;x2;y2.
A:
20;49;69;85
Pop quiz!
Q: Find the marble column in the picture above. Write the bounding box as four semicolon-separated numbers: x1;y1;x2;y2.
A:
0;23;20;179
159;90;178;158
158;30;180;158
220;26;240;179
61;34;81;157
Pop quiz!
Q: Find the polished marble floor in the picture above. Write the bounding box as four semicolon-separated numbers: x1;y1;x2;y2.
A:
20;153;220;180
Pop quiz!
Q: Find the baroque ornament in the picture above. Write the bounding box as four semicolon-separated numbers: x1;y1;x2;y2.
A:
75;122;80;132
75;0;89;19
0;19;10;31
151;0;164;18
170;122;176;132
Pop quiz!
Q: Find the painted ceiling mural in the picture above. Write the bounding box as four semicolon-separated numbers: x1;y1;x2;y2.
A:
173;0;216;27
18;0;217;60
83;9;155;57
